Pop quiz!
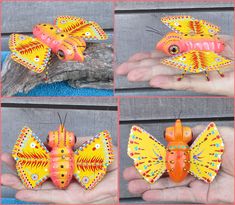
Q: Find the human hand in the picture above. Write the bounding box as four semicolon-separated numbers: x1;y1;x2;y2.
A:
116;35;234;96
123;126;234;203
1;137;118;204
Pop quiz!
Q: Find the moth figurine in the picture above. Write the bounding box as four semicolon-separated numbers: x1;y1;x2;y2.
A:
128;119;224;183
12;124;113;189
156;15;232;80
9;16;108;73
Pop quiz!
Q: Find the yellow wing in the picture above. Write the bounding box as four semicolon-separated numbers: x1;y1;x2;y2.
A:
161;15;220;36
74;130;114;189
128;126;166;184
9;34;51;73
12;127;50;188
162;50;231;73
189;123;224;183
55;16;108;40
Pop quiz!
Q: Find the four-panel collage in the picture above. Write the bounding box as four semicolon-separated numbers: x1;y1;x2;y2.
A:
1;0;234;205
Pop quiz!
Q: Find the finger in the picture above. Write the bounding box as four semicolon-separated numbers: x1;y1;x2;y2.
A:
1;152;16;172
16;189;65;204
142;187;196;203
149;70;234;96
1;174;25;190
127;65;179;82
123;166;142;181
128;52;152;61
128;175;195;195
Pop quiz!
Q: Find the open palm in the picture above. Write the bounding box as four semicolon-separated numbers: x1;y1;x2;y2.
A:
1;137;118;204
116;35;234;96
123;126;234;203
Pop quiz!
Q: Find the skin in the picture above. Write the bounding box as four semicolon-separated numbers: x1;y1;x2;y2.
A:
115;35;234;96
123;126;234;203
1;137;118;204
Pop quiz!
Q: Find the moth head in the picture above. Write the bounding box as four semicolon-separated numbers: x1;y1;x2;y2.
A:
164;119;192;143
33;23;57;38
156;32;185;55
47;125;76;148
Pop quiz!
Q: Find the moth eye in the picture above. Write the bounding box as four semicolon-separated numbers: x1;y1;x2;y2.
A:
85;32;91;36
30;142;36;148
169;45;179;55
57;50;65;60
95;144;100;149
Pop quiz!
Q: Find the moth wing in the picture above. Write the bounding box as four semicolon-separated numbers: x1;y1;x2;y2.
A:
12;127;50;188
161;50;231;73
161;15;220;35
55;16;108;40
73;130;114;189
189;123;224;183
128;125;166;184
9;34;51;73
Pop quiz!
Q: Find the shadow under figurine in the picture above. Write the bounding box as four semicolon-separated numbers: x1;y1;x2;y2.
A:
12;115;114;189
150;15;232;81
128;119;224;183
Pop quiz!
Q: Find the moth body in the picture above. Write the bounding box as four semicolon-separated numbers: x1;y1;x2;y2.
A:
33;24;86;62
156;32;224;56
48;125;76;189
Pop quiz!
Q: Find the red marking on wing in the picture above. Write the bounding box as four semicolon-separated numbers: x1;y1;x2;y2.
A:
76;156;104;172
17;152;48;168
16;41;45;55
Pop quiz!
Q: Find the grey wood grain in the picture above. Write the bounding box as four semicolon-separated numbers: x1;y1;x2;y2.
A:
2;2;113;33
2;97;117;106
119;121;233;200
120;98;234;121
115;2;233;10
115;10;234;94
2;105;117;198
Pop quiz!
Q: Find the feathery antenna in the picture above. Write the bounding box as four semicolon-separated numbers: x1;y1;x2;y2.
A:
145;26;164;36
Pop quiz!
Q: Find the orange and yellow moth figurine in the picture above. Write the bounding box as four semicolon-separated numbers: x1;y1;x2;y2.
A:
9;16;108;73
12;118;113;189
156;15;232;80
128;119;224;183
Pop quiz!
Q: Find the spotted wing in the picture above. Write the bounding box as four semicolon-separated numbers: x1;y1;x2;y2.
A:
9;34;51;73
74;130;114;190
12;127;50;188
189;123;224;183
161;15;220;35
162;50;231;73
55;16;108;40
128;125;166;184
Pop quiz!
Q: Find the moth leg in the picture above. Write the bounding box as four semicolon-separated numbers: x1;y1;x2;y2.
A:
217;70;225;78
204;71;210;81
177;70;187;81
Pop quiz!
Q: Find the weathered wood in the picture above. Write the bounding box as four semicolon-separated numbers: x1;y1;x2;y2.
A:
114;10;234;94
2;2;113;33
120;98;234;121
119;121;234;200
115;1;233;10
2;43;113;96
2;105;117;198
2;97;117;106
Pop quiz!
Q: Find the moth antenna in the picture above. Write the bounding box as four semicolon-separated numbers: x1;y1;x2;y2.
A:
145;26;164;36
57;112;63;125
178;110;183;119
63;113;68;126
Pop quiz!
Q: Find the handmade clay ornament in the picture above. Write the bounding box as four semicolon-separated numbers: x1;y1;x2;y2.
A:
12;124;113;189
156;15;232;80
9;16;108;73
128;119;224;183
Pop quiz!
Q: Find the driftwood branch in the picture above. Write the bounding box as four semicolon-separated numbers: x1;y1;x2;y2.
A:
2;43;113;96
